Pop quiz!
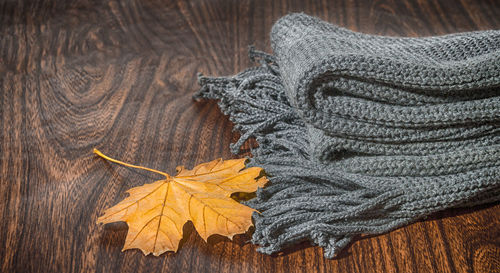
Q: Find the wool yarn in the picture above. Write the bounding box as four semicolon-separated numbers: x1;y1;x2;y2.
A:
194;13;500;258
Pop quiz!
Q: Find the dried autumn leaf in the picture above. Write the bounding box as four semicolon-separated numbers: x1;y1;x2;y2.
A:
94;149;267;256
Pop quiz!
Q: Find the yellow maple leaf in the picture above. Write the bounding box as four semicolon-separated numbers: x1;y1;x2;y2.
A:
94;149;267;256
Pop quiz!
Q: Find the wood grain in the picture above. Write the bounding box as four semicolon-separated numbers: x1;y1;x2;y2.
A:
1;0;499;272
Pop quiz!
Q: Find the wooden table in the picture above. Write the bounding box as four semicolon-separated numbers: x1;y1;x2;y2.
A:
1;0;499;272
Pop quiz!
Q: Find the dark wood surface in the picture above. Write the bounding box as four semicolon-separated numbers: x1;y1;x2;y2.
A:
1;0;499;272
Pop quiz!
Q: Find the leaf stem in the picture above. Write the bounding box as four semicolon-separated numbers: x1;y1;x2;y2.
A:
93;148;170;178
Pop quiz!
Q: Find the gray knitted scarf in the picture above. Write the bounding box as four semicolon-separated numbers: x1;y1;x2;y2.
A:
193;13;500;258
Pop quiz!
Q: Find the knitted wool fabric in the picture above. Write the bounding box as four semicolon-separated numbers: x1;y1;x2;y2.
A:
194;13;500;258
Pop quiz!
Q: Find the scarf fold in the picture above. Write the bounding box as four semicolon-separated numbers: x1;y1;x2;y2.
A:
193;13;500;258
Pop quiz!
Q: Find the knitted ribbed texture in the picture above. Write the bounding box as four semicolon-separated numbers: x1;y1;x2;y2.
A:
193;13;500;258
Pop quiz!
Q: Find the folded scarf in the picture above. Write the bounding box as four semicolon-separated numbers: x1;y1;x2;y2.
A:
193;13;500;258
